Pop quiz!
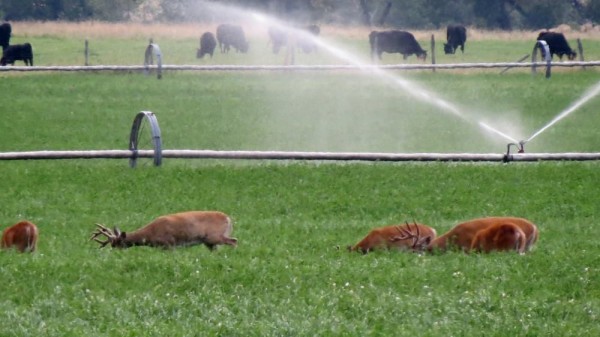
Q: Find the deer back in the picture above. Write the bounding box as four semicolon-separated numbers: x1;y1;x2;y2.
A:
349;223;437;254
470;223;527;253
428;217;538;253
122;211;237;248
1;221;38;253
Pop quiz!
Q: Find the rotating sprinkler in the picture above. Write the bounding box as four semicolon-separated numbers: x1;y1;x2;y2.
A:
503;140;526;162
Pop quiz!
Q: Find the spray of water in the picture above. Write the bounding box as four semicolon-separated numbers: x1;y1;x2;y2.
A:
526;80;600;143
253;11;522;144
194;2;523;147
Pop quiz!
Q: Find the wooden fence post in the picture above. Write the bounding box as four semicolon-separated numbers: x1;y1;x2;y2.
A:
84;39;89;66
577;38;585;70
430;34;435;73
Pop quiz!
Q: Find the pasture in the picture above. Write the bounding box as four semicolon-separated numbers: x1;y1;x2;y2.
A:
1;22;600;336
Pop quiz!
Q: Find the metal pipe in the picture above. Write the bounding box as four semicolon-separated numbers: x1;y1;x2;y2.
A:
2;149;600;162
2;62;600;73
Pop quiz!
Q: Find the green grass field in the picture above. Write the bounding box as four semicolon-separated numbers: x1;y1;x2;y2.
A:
1;26;600;336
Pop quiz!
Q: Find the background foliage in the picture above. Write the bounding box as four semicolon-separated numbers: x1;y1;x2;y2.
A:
1;0;600;30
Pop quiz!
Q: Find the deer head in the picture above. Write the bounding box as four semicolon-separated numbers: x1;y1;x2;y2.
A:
90;224;129;248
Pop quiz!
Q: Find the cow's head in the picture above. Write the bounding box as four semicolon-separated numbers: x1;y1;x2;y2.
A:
417;50;427;61
568;51;577;61
443;43;455;54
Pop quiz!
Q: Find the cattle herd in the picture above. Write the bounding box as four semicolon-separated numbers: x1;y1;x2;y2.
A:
0;20;580;66
194;22;578;65
0;22;33;66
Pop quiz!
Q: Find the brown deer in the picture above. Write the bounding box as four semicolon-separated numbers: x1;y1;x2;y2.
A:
1;221;39;253
348;222;437;254
470;222;527;254
426;217;538;253
90;211;237;250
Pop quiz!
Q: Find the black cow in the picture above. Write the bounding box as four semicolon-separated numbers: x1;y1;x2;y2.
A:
216;24;248;53
297;24;320;54
369;30;427;61
197;31;217;59
268;26;287;54
1;43;33;66
0;22;11;51
537;31;577;60
444;25;466;54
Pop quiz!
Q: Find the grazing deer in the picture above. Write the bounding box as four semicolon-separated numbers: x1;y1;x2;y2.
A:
348;222;437;254
470;223;527;254
90;211;237;250
426;217;538;253
1;221;39;253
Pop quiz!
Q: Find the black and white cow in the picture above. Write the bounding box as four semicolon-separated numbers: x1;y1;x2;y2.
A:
0;22;11;51
444;25;467;54
1;43;33;66
197;31;217;59
537;31;577;60
216;24;248;53
369;30;427;61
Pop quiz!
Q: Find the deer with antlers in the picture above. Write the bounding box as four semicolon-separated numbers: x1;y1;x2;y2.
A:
348;222;437;254
426;217;538;253
90;211;237;250
1;221;39;253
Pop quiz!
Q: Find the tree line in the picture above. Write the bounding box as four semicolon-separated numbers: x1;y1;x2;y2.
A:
1;0;599;30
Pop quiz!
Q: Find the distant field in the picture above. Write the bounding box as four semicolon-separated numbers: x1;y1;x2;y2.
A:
1;22;600;337
6;21;600;66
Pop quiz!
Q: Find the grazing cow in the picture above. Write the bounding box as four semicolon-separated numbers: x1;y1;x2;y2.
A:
197;31;217;59
537;31;577;60
444;25;467;54
268;24;320;54
297;24;320;53
369;30;427;61
0;22;11;51
1;43;33;66
216;24;248;53
268;26;287;54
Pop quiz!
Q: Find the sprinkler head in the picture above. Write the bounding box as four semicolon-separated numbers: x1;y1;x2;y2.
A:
518;140;526;153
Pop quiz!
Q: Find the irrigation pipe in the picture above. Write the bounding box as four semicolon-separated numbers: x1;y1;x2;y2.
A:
2;149;600;163
2;62;600;73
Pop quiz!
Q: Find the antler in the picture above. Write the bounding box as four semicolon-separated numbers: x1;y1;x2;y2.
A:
390;221;424;250
89;223;116;248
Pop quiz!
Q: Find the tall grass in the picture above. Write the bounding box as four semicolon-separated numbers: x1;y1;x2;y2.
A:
0;161;599;336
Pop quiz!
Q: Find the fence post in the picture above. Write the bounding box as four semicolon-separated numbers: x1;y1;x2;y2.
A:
577;38;585;70
430;34;435;73
84;39;89;66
